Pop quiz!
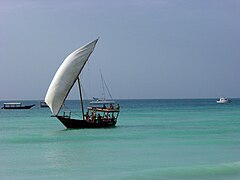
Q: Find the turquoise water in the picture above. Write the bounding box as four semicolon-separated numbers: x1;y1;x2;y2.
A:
1;99;240;179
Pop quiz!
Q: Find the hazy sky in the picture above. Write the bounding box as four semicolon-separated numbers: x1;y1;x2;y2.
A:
0;0;239;100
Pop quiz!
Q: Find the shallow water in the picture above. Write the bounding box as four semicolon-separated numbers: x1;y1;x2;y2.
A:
1;99;240;179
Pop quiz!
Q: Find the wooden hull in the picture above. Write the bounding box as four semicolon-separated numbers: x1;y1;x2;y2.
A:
40;105;49;108
1;104;35;109
40;102;49;108
57;116;117;129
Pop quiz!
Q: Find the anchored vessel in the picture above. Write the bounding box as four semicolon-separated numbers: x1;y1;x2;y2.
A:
45;39;120;128
1;102;35;109
40;101;49;108
216;97;231;104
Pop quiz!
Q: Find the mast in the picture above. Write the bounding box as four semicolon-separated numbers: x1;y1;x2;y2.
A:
100;70;106;100
101;72;113;100
77;77;85;120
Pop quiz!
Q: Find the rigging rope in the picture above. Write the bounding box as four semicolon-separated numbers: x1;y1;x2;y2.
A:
100;71;113;100
87;61;92;99
81;84;89;100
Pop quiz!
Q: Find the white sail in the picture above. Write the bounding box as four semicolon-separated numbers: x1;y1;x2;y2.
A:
45;39;98;116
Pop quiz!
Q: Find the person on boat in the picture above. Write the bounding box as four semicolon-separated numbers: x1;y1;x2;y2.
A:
110;104;113;109
104;113;108;120
97;114;102;123
116;104;120;110
85;112;89;121
90;112;96;123
103;104;106;109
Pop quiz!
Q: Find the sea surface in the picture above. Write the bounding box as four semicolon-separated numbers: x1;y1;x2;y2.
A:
1;99;240;180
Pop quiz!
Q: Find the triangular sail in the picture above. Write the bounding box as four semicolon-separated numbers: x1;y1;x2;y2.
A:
45;39;98;116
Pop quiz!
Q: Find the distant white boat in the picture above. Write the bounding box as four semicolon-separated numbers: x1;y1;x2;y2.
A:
216;97;231;104
1;102;35;109
89;97;115;106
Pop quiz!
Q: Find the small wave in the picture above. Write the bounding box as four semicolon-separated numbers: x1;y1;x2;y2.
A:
121;161;240;179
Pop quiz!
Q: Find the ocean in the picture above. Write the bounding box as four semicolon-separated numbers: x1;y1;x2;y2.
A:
1;99;240;180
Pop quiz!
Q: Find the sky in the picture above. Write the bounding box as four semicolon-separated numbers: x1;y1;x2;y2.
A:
0;0;240;100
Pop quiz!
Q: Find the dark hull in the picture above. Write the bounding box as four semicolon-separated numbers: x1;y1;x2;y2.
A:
57;116;117;129
2;104;35;109
40;105;49;108
40;102;49;108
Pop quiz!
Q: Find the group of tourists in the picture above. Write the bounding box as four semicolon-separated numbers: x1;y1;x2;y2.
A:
85;111;115;123
102;103;115;110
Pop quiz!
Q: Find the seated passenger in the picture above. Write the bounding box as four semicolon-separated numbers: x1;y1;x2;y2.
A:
85;112;89;121
97;114;101;123
110;104;113;109
90;112;96;123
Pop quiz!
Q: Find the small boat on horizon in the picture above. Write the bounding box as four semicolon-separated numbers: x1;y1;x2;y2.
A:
1;102;35;109
40;101;49;108
45;39;120;129
89;97;116;106
216;97;231;104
